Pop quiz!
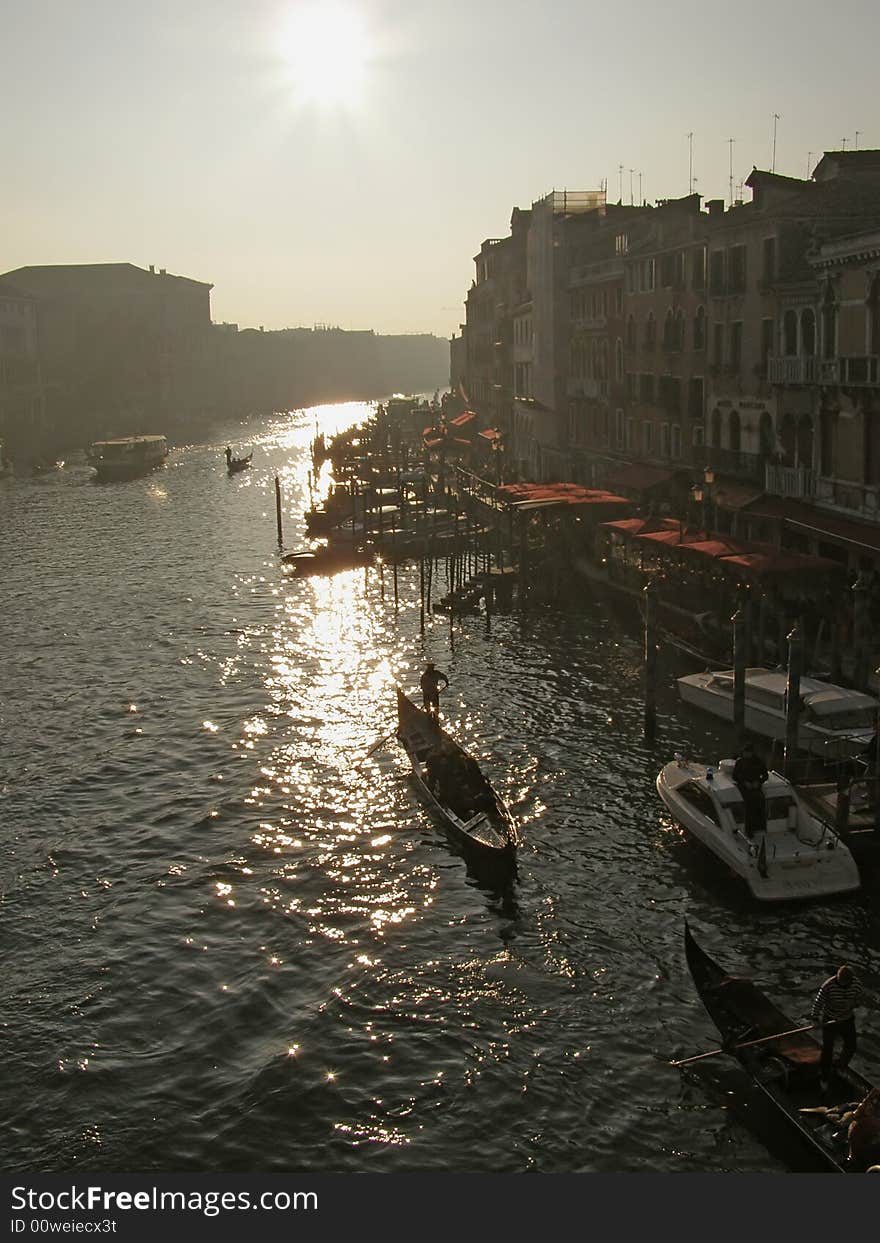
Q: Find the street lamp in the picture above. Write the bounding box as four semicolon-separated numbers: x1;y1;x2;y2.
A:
703;466;715;533
691;482;705;534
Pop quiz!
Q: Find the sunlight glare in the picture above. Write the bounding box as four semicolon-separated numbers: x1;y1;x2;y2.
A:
279;3;371;106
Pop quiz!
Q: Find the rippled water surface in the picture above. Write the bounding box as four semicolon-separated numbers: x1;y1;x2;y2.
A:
2;404;879;1173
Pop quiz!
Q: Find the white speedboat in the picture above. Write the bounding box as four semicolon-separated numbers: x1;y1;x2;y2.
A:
656;757;860;901
677;667;878;759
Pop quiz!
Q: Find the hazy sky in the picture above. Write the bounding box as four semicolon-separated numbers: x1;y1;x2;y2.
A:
3;0;877;337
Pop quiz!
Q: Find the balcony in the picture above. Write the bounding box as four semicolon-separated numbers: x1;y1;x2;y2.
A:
764;462;816;501
819;356;880;386
703;446;765;484
814;476;880;519
767;355;819;384
571;314;608;333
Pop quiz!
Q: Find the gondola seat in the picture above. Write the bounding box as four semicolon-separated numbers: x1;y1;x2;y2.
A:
711;976;822;1068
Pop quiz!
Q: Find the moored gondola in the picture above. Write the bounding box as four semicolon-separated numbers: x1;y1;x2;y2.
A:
683;922;878;1172
395;688;517;868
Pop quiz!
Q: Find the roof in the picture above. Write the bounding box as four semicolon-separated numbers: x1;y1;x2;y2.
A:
497;481;630;509
449;411;477;427
0;263;213;292
605;463;676;492
478;428;502;442
740;496;880;554
813;150;880;181
713;479;765;511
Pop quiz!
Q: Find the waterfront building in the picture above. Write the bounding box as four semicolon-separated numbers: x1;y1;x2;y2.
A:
0;279;46;461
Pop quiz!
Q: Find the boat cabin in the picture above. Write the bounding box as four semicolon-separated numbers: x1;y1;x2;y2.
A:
676;763;799;838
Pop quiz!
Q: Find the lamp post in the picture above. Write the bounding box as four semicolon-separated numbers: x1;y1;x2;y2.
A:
691;482;705;535
703;466;715;535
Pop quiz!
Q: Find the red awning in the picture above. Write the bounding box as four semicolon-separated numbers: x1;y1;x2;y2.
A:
478;428;502;442
635;526;700;546
450;411;477;427
720;550;845;577
674;538;745;559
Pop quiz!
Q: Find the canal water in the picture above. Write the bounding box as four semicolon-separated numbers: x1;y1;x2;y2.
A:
1;403;878;1174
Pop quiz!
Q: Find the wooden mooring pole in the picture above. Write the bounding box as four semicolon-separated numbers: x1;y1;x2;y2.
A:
732;604;747;743
644;578;658;741
783;625;803;780
274;474;284;547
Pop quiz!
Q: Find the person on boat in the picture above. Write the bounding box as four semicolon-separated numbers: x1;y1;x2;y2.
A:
811;964;864;1088
225;446;232;466
424;744;450;798
420;662;449;718
732;742;769;836
847;1088;880;1170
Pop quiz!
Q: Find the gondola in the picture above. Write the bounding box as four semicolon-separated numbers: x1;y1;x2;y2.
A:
226;450;252;474
683;922;877;1172
395;688;517;867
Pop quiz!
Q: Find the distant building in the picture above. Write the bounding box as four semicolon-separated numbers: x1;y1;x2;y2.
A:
0;279;46;458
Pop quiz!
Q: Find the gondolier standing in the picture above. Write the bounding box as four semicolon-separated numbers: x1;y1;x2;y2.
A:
420;662;449;719
811;964;863;1087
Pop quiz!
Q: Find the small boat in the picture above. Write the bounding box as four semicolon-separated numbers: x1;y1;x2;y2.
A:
395;688;517;865
281;546;371;576
656;757;859;901
677;667;879;760
683;922;877;1172
226;449;252;474
88;435;168;482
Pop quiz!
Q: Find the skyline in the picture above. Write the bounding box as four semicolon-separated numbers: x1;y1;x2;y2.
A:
3;0;878;337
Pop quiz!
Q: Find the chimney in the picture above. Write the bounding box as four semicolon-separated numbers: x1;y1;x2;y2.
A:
159;268;166;275
706;199;724;217
149;264;155;274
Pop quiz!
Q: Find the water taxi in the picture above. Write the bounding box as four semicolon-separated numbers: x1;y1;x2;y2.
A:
677;667;878;759
656;757;860;901
88;435;168;481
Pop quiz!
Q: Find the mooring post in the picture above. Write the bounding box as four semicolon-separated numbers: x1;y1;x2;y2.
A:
274;474;283;547
732;603;747;742
783;625;804;780
644;578;658;742
853;573;870;691
392;516;398;611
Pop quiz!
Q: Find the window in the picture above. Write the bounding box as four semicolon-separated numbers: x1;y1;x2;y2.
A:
625;314;636;349
783;308;798;355
626;417;636;450
615;287;623;316
688;377;704;421
762;236;776;284
692;424;705;448
681;783;719;824
761;318;775;369
729;245;747;293
801;308;816;356
709;251;725;295
615;233;629;255
626;372;637;399
615;408;625;448
644;312;656;348
729;321;743;370
660;253;675;288
658;375;681;416
660;423;670;457
644;258;655;291
712;322;724;366
643;421;654;454
693;305;706;351
615;338;624;381
692;246;706;290
639;373;655;404
671;424;682;459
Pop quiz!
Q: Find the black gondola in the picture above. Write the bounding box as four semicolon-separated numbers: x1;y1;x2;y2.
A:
683;922;877;1172
226;450;252;474
395;689;517;867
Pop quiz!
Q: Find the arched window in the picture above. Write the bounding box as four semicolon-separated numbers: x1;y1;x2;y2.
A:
783;309;798;355
869;276;880;355
693;305;706;351
711;408;722;447
663;308;675;349
758;411;775;458
644;312;656;348
820;408;834;476
779;412;797;467
728;409;741;453
801;308;816;356
821;282;837;359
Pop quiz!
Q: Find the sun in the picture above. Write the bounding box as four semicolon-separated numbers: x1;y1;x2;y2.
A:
278;2;371;107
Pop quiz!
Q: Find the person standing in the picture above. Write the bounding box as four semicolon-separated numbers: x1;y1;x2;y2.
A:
419;661;448;718
732;741;769;836
811;964;863;1088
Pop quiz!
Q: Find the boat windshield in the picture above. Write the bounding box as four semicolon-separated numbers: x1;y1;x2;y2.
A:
807;707;875;731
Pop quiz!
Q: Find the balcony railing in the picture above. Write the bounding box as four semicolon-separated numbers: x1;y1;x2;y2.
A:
764;462;816;500
571;315;608;332
814;476;880;518
820;356;880;386
767;355;819;384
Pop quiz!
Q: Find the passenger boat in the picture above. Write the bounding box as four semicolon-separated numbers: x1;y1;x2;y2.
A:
677;667;879;759
226;449;252;474
683;923;877;1172
88;435;168;481
395;689;517;865
656;757;859;901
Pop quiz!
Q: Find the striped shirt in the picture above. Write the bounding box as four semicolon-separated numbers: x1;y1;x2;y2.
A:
811;974;862;1023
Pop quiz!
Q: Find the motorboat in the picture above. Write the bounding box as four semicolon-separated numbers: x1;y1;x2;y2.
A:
656;757;860;901
677;667;879;760
88;435;168;481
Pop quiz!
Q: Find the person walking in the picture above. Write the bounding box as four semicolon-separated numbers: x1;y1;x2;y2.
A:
419;662;449;719
811;964;863;1088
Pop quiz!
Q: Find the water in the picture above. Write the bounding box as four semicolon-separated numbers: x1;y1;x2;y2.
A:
1;404;878;1174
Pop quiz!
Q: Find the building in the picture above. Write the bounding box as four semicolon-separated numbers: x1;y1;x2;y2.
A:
0;280;46;460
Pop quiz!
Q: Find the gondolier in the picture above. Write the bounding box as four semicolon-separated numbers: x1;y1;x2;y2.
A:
811;965;863;1087
420;662;448;719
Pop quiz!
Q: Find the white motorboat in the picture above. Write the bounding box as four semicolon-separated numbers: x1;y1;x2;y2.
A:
88;435;168;481
656;757;860;901
677;667;878;759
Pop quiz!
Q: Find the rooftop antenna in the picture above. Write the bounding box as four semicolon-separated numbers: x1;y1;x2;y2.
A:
772;113;780;172
618;164;624;203
687;131;694;193
855;131;860;150
728;138;735;207
841;137;848;151
629;169;634;206
639;171;643;205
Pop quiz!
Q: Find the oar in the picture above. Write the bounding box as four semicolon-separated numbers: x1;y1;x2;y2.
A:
352;728;396;771
670;1021;820;1067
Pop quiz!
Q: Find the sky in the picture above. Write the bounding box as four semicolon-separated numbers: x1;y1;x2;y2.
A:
2;0;878;338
